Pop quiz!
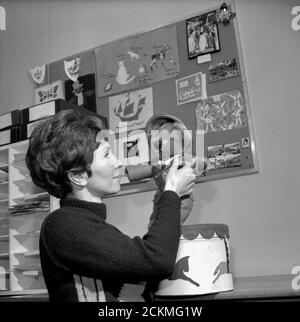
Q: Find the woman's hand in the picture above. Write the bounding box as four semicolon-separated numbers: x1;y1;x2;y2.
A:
164;155;196;198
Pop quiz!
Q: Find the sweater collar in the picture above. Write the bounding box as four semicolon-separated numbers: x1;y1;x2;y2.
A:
60;197;107;219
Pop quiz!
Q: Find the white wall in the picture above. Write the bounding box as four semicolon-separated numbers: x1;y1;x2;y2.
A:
0;0;299;277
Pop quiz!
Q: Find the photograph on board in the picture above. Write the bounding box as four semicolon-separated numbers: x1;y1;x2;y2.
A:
207;142;241;171
208;58;239;83
186;10;220;59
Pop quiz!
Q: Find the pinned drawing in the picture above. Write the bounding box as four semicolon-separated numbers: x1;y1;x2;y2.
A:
95;25;180;97
30;65;46;85
176;72;207;105
109;87;153;133
34;80;65;105
116;61;136;85
65;73;97;113
241;137;250;148
195;89;247;133
64;57;81;82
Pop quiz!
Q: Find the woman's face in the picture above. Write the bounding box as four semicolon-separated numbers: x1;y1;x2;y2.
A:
86;140;123;198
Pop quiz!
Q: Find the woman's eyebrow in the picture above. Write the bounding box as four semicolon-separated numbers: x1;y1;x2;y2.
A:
102;145;111;153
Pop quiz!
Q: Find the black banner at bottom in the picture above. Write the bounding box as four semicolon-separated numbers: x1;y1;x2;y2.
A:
0;301;299;321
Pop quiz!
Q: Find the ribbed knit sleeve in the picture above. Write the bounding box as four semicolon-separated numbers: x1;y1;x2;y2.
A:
40;191;181;282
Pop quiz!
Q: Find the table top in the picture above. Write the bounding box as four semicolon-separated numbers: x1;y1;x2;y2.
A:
155;274;300;301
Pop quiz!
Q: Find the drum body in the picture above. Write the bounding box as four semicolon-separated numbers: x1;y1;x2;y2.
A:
155;224;233;296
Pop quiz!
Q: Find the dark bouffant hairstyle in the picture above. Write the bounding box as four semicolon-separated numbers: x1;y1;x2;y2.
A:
25;109;105;199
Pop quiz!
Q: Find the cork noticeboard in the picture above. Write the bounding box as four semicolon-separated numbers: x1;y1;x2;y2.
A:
46;2;258;196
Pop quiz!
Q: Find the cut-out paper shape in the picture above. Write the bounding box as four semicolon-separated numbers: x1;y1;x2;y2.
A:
208;58;239;83
104;81;113;93
65;73;97;113
213;261;229;284
168;256;200;287
207;142;241;171
241;137;250;148
109;87;153;133
95;25;180;97
215;2;236;25
64;57;83;106
176;72;207;105
195;89;247;133
30;65;46;85
34;80;65;105
197;54;211;64
64;57;81;82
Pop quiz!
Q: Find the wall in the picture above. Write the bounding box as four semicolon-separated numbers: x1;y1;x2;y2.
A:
0;0;300;278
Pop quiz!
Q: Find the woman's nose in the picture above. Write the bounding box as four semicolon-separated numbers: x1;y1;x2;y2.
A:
114;156;123;169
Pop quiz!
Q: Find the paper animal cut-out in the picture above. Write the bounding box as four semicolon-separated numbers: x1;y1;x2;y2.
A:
149;45;170;73
168;256;200;287
116;61;136;85
213;261;229;284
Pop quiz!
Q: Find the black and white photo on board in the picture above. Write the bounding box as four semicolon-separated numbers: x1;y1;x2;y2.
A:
186;10;220;59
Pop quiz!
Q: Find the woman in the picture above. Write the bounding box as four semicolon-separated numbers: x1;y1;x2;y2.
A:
199;29;208;52
26;109;196;302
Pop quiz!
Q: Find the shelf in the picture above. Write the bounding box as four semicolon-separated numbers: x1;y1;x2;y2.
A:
0;222;8;236
14;231;40;238
13;263;41;272
21;271;42;277
9;199;50;216
0;164;8;172
0;193;8;200
14;250;40;257
11;143;28;154
0;169;8;183
0;150;8;165
12;177;32;184
1;140;51;293
0;253;9;259
13;192;49;204
24;250;40;257
13;152;26;162
12;179;44;195
0;289;48;297
11;160;27;169
10;160;29;176
9;209;49;217
0;235;8;241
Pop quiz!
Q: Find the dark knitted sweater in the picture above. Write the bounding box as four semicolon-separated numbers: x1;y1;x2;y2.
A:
39;190;181;302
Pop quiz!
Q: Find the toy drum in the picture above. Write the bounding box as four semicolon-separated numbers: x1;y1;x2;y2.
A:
155;224;233;296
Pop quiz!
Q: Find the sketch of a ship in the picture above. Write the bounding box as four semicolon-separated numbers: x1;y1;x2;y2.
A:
114;95;146;122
